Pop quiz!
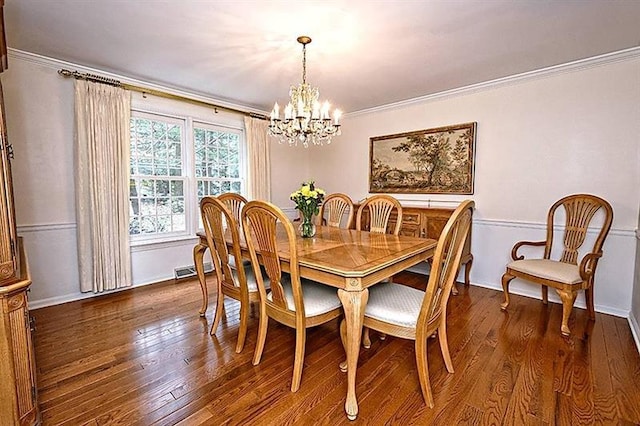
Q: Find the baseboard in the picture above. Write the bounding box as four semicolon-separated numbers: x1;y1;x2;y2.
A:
469;279;629;318
629;312;640;355
29;275;177;310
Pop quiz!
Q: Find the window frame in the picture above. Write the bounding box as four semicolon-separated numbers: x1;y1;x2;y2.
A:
129;108;246;246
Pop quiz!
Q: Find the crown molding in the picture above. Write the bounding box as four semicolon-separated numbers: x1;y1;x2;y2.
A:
7;48;269;116
349;46;640;117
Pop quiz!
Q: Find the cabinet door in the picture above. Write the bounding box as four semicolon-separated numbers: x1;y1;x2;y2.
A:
0;83;18;284
388;211;422;237
7;291;37;424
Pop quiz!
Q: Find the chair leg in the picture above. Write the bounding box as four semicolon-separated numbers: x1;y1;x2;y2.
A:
415;333;434;408
464;255;473;287
210;290;225;335
557;289;577;336
339;319;348;372
291;327;306;392
252;304;268;365
235;300;249;353
437;317;454;373
585;287;596;320
542;285;548;305
501;273;516;310
363;327;372;349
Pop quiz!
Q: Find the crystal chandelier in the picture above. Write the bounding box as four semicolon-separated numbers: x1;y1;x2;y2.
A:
268;36;341;148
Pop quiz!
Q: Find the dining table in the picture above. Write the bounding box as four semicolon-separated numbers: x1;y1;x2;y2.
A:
193;224;437;420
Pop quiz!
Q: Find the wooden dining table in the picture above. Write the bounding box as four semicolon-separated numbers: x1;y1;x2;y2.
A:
193;224;437;421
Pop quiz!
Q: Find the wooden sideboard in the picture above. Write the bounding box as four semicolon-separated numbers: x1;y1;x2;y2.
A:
0;29;40;424
354;204;473;286
0;240;38;426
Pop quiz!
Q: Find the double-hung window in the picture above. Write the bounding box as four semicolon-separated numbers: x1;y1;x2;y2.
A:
129;108;245;243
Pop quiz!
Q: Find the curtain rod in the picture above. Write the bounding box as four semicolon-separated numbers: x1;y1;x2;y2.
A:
58;69;268;120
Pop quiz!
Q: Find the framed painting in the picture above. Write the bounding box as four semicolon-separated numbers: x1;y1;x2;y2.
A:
369;122;476;194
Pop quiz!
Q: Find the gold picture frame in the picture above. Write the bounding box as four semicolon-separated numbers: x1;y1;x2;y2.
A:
369;122;476;194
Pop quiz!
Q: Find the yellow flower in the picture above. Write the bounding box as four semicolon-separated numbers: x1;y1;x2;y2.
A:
309;190;318;198
301;186;311;196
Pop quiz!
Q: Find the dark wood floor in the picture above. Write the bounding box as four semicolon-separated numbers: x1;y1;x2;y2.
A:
31;272;640;425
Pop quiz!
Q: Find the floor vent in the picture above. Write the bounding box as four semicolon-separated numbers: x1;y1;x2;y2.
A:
174;262;213;280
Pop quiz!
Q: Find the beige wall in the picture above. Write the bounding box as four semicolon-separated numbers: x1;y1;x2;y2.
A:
2;52;306;306
309;56;640;316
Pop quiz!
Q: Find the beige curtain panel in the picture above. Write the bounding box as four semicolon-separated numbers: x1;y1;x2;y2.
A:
75;80;132;293
244;116;271;201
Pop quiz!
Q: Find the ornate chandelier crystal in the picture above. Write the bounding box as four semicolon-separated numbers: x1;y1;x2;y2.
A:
268;36;341;148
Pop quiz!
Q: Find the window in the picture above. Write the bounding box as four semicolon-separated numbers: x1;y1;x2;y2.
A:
129;110;245;242
194;123;243;205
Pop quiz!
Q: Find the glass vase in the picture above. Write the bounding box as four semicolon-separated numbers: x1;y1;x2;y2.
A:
299;214;316;238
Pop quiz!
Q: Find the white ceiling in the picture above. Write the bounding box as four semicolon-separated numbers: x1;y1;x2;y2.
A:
6;1;640;113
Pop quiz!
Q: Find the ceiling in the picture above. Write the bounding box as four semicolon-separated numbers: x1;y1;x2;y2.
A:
5;1;640;114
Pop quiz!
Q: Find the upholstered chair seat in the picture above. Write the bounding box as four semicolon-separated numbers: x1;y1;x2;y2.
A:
267;278;342;316
365;283;425;328
507;259;582;285
231;262;270;292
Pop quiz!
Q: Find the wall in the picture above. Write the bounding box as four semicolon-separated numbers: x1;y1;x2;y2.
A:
2;51;307;308
310;54;640;317
631;207;640;351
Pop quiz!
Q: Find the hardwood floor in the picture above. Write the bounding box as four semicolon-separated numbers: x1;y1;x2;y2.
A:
31;272;640;425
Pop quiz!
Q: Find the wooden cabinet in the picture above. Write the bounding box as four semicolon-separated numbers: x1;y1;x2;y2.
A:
355;204;474;285
0;57;40;423
0;241;39;425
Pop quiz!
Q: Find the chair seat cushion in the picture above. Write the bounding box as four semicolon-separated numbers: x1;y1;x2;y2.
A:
365;283;425;328
230;261;269;292
508;259;582;284
267;278;341;317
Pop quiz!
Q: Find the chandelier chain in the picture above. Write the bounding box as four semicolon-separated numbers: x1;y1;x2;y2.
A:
302;43;307;84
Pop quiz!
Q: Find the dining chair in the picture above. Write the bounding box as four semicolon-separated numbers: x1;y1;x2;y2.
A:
501;194;613;336
356;194;403;347
242;200;343;392
317;192;354;229
218;192;248;224
356;194;403;235
341;200;474;408
200;196;261;353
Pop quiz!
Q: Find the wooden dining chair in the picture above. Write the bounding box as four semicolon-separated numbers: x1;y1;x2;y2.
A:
356;194;403;235
242;200;343;392
317;193;354;229
200;196;261;353
341;200;474;408
501;194;613;336
218;192;248;224
356;194;403;347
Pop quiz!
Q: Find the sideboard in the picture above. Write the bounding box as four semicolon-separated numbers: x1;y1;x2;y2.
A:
354;204;473;286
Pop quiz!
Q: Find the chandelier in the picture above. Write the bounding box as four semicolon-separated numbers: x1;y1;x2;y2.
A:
268;36;341;147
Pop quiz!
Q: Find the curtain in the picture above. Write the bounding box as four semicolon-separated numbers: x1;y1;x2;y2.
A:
244;116;271;201
75;80;132;293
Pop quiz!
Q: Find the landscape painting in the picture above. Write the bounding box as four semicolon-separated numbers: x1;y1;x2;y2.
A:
369;122;476;194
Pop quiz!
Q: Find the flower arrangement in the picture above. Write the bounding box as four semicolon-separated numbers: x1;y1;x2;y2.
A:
290;180;325;237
